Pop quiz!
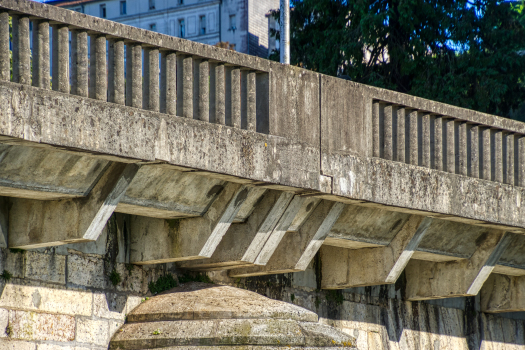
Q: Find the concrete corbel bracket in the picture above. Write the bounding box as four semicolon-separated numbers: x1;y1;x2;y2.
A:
8;162;140;249
320;215;433;289
405;231;514;300
130;183;256;264
229;200;346;277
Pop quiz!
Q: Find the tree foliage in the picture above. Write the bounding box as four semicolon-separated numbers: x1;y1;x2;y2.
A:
271;0;525;118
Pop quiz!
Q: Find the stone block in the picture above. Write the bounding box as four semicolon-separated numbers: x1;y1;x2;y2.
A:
75;318;109;346
7;309;75;341
3;249;25;279
0;340;36;350
37;345;91;350
93;293;139;321
67;250;105;289
115;263;143;294
24;251;66;284
109;319;124;338
0;308;8;337
0;284;92;316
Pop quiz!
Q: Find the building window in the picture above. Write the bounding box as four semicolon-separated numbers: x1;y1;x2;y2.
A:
120;1;126;15
100;4;106;18
149;23;157;31
200;15;206;35
179;19;185;38
178;0;184;4
229;14;236;32
72;6;83;13
149;0;155;10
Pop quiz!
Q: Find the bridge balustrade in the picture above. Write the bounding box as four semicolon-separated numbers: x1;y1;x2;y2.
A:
0;7;269;132
372;100;525;186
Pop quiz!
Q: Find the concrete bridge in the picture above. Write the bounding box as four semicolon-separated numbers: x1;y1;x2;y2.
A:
1;0;525;325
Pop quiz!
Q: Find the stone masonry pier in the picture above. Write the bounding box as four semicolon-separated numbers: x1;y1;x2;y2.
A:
1;0;525;348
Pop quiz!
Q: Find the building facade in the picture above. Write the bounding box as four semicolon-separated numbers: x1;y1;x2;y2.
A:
49;0;278;58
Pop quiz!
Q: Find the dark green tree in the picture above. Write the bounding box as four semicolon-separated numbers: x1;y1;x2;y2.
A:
271;0;525;118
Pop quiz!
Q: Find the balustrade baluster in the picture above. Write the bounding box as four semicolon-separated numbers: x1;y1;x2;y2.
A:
246;71;256;132
193;59;209;121
0;12;8;82
457;122;467;176
52;25;69;93
160;51;176;114
32;20;50;89
480;127;491;180
503;133;515;185
419;113;431;168
372;101;381;158
432;116;443;171
108;39;125;105
210;63;225;125
468;125;479;178
395;107;406;163
444;118;455;173
407;110;418;165
143;48;159;112
514;136;525;187
176;55;193;118
90;35;107;101
71;30;88;97
492;130;503;182
230;68;241;128
126;43;142;108
12;15;30;85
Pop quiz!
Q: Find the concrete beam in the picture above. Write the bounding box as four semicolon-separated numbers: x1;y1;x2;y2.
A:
481;273;525;313
8;162;139;248
321;216;433;289
229;200;346;277
130;184;255;264
253;196;321;266
405;231;513;300
179;190;295;270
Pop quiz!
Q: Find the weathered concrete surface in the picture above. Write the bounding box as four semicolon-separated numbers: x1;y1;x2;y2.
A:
405;230;512;300
8;162;139;248
322;153;525;230
0;143;108;200
180;190;295;270
111;282;356;349
0;81;321;192
229;201;345;277
481;274;525;313
130;184;261;264
321;216;432;289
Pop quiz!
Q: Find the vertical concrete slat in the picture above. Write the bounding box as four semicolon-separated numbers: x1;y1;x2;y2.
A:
210;63;225;125
143;48;159;112
396;107;405;163
246;71;256;132
176;55;192;118
491;130;503;183
224;66;233;126
407;109;418;165
443;118;455;173
432;116;443;171
12;15;30;85
32;20;50;89
108;39;125;105
514;136;525;187
71;30;88;97
231;68;241;128
160;51;176;115
52;25;69;93
193;59;209;121
126;43;142;108
0;12;9;81
383;105;395;161
504;133;515;185
372;101;381;158
90;35;107;101
480;127;491;181
457;122;467;176
468;125;479;178
420;113;431;168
